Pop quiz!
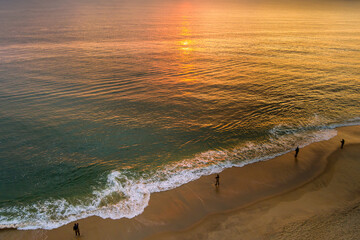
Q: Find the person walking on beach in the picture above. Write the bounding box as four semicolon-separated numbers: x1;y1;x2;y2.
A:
295;146;299;158
341;139;345;149
215;174;220;187
73;223;80;236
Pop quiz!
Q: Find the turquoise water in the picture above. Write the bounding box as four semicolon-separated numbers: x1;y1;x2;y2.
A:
0;0;360;229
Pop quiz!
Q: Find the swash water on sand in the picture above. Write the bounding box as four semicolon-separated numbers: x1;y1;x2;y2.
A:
0;0;359;229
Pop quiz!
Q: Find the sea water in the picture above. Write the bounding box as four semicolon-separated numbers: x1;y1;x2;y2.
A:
0;0;359;229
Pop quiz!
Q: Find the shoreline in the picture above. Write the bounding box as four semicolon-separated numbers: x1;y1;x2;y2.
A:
1;125;360;239
150;131;360;239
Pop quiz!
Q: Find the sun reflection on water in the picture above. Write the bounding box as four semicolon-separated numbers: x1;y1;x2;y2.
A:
177;16;197;83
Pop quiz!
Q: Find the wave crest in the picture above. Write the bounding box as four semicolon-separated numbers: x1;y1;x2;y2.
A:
2;120;357;230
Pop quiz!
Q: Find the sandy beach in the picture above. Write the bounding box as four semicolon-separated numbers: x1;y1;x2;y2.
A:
1;125;360;240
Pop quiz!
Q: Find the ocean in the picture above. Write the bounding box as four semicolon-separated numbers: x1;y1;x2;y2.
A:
0;0;359;229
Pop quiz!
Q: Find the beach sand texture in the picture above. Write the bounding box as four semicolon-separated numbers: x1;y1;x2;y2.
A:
1;125;360;240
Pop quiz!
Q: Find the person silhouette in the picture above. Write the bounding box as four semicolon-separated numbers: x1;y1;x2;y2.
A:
73;223;80;236
341;139;345;149
295;146;299;158
215;174;220;187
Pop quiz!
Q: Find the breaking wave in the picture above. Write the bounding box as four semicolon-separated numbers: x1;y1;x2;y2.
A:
1;119;360;230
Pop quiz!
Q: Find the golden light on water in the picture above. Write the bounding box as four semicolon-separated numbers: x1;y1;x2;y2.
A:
181;40;190;46
1;0;360;232
180;40;192;52
179;13;193;53
177;12;197;83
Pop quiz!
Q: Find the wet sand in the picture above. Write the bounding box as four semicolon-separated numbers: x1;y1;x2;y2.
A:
1;125;360;240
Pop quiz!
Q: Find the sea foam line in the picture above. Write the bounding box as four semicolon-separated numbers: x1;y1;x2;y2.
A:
1;119;360;230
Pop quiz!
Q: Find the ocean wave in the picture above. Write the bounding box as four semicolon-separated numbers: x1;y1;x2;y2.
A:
1;120;360;230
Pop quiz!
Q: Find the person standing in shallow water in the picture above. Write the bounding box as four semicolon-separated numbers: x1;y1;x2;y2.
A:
215;174;220;187
295;146;299;158
73;223;80;236
341;139;345;149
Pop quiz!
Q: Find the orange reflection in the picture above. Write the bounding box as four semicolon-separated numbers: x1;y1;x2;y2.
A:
178;19;193;53
177;13;197;83
180;39;193;52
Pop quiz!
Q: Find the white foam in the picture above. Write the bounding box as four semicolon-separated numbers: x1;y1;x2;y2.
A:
0;120;357;230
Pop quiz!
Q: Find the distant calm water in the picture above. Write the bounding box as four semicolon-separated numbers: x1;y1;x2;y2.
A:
0;0;359;229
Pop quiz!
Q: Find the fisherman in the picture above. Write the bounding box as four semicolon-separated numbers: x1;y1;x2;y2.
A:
341;139;345;149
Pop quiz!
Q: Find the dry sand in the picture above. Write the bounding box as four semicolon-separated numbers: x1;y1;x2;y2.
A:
1;125;360;240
